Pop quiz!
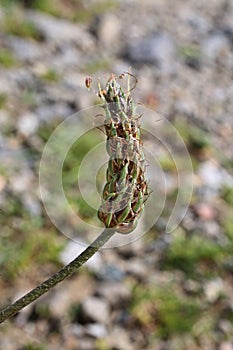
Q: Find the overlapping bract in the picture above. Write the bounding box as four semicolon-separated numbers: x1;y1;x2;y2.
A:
92;74;149;233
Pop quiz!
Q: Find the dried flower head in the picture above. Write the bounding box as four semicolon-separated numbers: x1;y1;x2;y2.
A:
85;76;92;90
87;73;149;234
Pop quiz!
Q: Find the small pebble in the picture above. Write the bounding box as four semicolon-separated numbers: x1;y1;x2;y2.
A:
97;282;130;307
0;175;6;192
204;278;224;303
27;11;95;50
194;203;216;220
97;14;121;48
22;193;41;216
85;323;108;338
81;297;110;324
10;170;34;194
202;34;230;61
219;342;233;350
198;161;226;190
126;32;175;72
98;264;125;282
17;113;39;137
8;37;44;62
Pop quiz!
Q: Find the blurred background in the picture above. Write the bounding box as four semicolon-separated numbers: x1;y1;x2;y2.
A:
0;0;233;349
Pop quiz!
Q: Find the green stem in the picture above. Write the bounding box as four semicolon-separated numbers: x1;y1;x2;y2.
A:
0;229;115;324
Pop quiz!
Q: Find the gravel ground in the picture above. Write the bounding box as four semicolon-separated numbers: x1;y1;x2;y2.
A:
0;1;233;349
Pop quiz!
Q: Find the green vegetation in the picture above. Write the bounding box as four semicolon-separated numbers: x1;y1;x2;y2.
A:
38;123;104;223
0;225;64;280
222;158;233;172
179;44;202;69
81;58;112;74
1;5;43;41
24;0;58;16
159;154;177;172
130;235;232;345
162;229;222;276
0;93;8;109
62;128;104;222
20;344;46;350
221;185;233;206
20;89;38;108
71;0;118;22
175;121;210;152
4;18;43;40
0;48;16;68
39;69;60;83
131;283;202;338
224;216;233;242
1;0;118;22
174;120;211;170
0;4;232;347
0;187;64;280
38;123;54;143
95;339;110;350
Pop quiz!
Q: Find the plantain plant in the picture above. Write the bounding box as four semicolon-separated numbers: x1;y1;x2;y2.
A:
0;72;149;323
87;73;149;233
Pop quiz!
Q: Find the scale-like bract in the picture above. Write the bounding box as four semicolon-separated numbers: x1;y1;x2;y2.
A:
88;74;149;233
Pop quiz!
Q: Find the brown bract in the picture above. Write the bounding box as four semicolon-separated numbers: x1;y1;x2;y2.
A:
87;73;149;234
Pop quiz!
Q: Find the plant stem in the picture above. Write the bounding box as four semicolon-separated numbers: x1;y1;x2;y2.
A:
0;229;115;324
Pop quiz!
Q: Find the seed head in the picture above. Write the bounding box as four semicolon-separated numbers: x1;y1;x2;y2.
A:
87;73;149;234
85;76;92;90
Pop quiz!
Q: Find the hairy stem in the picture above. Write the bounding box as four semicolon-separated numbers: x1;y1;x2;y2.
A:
0;229;115;324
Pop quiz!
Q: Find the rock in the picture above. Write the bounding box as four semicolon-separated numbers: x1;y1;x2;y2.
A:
17;113;39;137
27;11;95;50
124;258;148;280
0;147;28;174
85;323;108;338
107;326;134;350
194;203;216;220
10;169;34;194
75;338;95;350
7;36;45;62
54;44;81;67
0;175;6;192
0;110;9;127
126;32;175;72
0;72;16;94
5;68;35;91
35;102;73;123
22;193;41;216
116;238;144;258
219;342;233;350
81;297;110;324
202;33;230;61
95;14;121;49
204;278;225;303
223;27;233;46
181;10;210;36
70;324;85;337
98;263;125;282
203;221;223;241
173;89;199;117
218;319;233;334
198;160;233;191
184;279;201;294
49;274;93;319
97;282;131;307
